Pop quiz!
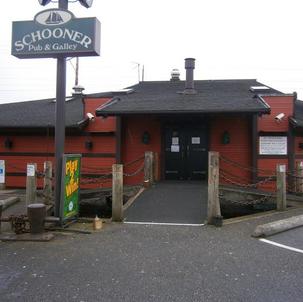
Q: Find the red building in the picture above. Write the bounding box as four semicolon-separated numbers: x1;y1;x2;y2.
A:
0;58;302;191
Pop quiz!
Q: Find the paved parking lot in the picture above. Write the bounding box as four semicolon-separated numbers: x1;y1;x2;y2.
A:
1;206;303;301
259;226;303;254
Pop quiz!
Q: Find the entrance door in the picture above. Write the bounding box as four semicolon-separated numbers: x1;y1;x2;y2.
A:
164;124;208;180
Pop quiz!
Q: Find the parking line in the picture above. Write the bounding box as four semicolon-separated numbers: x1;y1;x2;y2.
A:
259;238;303;254
124;221;205;227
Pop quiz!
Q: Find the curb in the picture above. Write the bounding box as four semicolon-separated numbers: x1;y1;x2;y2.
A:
252;214;303;237
0;197;20;211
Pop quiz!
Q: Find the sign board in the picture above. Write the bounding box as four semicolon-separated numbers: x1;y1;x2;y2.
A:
60;154;81;222
0;160;5;184
192;137;200;144
27;164;36;177
259;136;287;155
12;9;100;58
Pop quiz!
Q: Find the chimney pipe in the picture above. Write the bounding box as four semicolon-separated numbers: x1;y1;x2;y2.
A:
184;58;196;94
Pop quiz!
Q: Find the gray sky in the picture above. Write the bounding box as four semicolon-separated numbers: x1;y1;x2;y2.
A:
1;0;303;104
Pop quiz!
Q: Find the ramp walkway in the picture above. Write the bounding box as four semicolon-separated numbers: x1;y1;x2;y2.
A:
124;181;208;225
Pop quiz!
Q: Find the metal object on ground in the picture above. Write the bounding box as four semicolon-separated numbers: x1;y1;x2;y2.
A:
27;203;46;234
10;215;27;234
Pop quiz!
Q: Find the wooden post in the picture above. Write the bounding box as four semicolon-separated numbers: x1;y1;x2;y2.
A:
296;161;303;194
43;161;53;205
112;164;123;222
153;152;159;182
26;163;37;206
0;160;5;190
144;151;154;187
276;164;287;211
207;152;222;225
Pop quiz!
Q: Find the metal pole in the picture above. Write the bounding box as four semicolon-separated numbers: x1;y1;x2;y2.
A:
54;0;68;217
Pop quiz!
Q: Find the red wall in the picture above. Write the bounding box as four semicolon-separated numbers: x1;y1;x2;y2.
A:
258;96;293;132
85;98;116;133
257;95;294;190
210;115;252;185
0;97;118;189
122;115;161;185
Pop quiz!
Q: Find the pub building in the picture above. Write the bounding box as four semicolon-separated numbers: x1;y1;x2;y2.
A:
0;58;302;191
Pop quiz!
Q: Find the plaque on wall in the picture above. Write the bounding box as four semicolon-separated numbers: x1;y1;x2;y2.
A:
259;136;287;155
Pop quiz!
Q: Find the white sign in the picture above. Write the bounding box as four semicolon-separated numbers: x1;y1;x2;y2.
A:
0;160;5;184
171;145;180;152
259;136;287;155
192;137;200;144
27;164;36;177
172;137;179;145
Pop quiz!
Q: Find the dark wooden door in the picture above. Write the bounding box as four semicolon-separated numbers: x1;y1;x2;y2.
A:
164;124;208;180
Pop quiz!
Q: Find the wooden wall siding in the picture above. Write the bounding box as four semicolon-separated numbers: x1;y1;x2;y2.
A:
0;134;116;189
209;116;252;184
84;98;116;132
258;96;294;132
256;95;294;191
122;115;162;185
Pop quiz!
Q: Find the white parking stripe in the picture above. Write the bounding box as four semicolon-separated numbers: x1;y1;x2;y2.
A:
124;221;205;226
259;238;303;254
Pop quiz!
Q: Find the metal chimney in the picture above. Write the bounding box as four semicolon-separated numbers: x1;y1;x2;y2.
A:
184;58;196;94
72;84;85;96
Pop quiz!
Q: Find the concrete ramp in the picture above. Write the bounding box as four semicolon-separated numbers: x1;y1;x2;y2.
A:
124;181;207;225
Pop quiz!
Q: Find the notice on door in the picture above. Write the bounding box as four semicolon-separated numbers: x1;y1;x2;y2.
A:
192;137;200;144
259;136;287;155
171;145;180;152
172;137;179;145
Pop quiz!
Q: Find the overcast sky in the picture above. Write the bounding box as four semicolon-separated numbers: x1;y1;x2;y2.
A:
1;0;303;104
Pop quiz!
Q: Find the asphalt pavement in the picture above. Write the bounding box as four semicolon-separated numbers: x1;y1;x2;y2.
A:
124;181;207;224
1;207;303;302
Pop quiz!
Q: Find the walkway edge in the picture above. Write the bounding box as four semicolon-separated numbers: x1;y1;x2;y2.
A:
123;187;145;211
252;214;303;238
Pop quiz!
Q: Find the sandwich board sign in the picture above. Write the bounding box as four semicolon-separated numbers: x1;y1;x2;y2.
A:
60;154;81;222
12;9;100;59
0;160;5;185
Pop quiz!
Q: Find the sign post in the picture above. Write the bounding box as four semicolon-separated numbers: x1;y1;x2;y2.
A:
11;0;100;221
60;154;81;223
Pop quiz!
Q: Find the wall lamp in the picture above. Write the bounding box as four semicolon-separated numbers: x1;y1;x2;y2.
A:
85;140;93;150
4;137;13;149
222;131;230;145
142;131;151;145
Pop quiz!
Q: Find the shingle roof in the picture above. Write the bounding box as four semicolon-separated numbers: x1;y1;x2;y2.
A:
96;79;280;116
0;96;84;128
